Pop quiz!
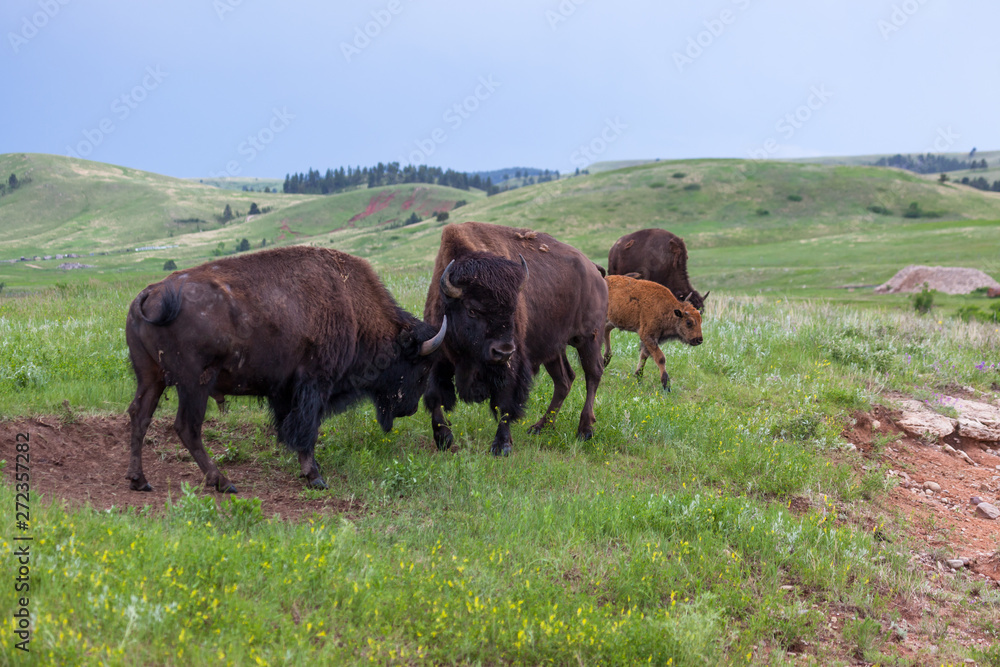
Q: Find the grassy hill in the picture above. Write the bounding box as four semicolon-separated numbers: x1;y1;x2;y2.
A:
0;153;309;257
3;155;999;305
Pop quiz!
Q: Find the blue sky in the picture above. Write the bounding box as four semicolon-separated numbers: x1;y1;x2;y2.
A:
2;0;996;178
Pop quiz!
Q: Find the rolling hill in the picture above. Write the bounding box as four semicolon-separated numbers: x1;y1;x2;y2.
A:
2;154;999;301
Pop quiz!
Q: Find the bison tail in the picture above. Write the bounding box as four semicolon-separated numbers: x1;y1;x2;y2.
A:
593;262;607;277
135;283;183;326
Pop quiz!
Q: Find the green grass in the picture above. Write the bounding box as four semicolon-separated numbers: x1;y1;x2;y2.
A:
3;274;1000;664
2;155;1000;663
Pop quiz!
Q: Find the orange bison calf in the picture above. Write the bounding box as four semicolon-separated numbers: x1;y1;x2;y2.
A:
603;274;703;391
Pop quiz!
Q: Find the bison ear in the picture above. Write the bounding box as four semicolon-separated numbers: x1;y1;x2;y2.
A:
625;272;641;280
674;309;683;318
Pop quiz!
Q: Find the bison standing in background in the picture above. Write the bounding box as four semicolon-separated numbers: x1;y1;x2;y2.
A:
603;274;703;391
608;228;708;311
125;246;446;492
424;222;608;456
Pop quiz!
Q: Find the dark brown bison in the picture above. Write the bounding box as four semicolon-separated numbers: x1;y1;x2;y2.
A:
125;246;446;493
607;228;708;310
424;222;608;456
603;274;703;391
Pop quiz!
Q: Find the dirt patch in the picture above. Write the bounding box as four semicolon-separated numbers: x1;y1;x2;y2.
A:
349;191;396;223
846;404;1000;576
875;264;1000;294
0;416;364;521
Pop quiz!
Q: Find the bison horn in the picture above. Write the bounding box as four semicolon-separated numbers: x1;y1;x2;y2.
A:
419;315;447;356
702;290;710;302
519;254;529;282
440;260;462;299
683;292;692;303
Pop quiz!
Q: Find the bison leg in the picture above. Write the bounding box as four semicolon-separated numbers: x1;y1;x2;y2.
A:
602;323;616;367
575;338;604;441
298;450;327;489
175;384;237;493
213;392;227;415
528;352;575;435
126;371;165;492
490;413;514;457
425;358;457;451
640;336;670;392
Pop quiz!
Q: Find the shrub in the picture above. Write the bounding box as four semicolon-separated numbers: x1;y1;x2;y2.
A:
867;205;891;215
912;283;933;314
683;183;701;191
237;238;251;252
755;208;770;216
672;172;686;179
436;211;449;222
163;260;177;271
903;202;922;218
787;194;803;201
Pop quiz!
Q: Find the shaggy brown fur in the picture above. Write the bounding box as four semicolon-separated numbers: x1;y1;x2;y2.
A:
424;222;608;455
607;228;707;311
125;246;445;493
603;274;703;391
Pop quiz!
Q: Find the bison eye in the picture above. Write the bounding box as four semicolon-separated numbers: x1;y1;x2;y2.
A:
467;308;477;319
686;320;693;328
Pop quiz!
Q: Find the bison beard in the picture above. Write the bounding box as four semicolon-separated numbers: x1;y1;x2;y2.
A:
124;246;445;493
424;222;608;457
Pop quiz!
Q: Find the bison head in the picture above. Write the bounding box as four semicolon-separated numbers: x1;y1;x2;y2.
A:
673;299;703;347
368;316;447;431
438;253;528;399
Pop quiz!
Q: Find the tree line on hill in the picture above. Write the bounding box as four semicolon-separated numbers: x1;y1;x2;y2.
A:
872;153;990;174
282;163;561;197
0;173;30;198
283;164;495;195
957;176;1000;193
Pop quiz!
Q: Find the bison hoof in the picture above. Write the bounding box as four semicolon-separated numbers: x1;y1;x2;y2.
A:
216;481;238;494
577;429;594;442
434;429;454;451
602;354;612;366
309;476;328;490
490;441;512;457
129;479;153;492
527;422;545;435
661;378;671;392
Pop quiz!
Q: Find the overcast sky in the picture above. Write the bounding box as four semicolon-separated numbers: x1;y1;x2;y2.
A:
2;0;996;178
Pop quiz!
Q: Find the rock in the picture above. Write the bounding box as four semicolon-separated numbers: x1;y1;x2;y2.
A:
923;481;942;492
975;502;1000;520
950;398;1000;441
875;265;1000;295
946;559;965;569
871;420;881;431
970;496;983;505
897;399;958;439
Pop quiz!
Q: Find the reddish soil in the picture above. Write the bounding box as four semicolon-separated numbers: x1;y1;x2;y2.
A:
349;191;396;222
0;416;363;521
274;220;303;243
846;404;1000;581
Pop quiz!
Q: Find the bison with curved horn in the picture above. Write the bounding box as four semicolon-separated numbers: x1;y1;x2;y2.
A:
424;222;608;456
125;246;446;492
608;228;708;311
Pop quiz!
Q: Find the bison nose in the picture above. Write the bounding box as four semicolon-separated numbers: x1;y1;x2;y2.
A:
691;337;703;346
489;341;516;363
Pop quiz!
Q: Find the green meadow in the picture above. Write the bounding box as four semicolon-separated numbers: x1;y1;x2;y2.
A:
1;154;999;665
